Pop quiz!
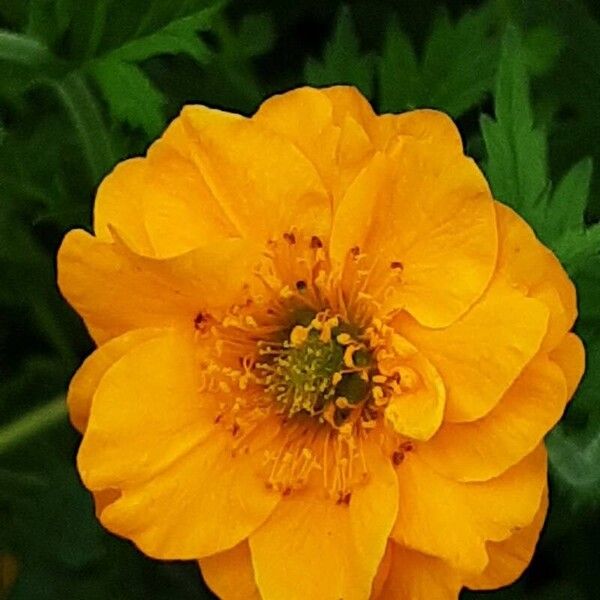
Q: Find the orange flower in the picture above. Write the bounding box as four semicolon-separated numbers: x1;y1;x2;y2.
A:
58;86;584;599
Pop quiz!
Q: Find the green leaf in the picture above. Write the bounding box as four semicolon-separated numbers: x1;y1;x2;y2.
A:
480;27;549;224
49;72;116;184
91;58;166;137
0;29;55;67
0;398;67;457
26;0;73;47
379;20;420;111
548;426;600;506
305;7;374;98
481;26;600;275
546;160;600;271
379;6;500;117
108;4;219;63
523;25;564;76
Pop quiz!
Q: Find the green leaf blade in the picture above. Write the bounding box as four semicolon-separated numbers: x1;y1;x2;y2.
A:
91;58;166;137
304;7;374;98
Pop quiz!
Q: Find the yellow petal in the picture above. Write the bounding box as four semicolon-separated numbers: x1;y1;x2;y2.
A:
199;542;261;600
179;104;330;240
100;425;279;559
94;145;238;259
255;86;379;208
249;440;398;600
79;331;279;559
495;202;577;351
57;229;258;343
67;327;166;433
331;139;497;328
398;278;549;422
375;543;462;600
370;542;393;599
78;331;216;491
256;89;459;212
384;346;446;441
93;158;155;254
418;355;567;481
319;86;378;132
550;332;586;397
374;108;464;154
142;140;239;256
92;489;121;519
391;446;547;574
253;87;341;192
465;488;548;590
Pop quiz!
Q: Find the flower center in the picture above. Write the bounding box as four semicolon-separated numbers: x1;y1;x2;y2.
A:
256;310;372;428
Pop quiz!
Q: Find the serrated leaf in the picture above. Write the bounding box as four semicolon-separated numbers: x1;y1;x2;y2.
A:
482;26;600;276
379;6;499;117
548;157;593;234
379;20;420;112
480;27;549;224
91;58;166;137
108;5;218;63
305;7;374;98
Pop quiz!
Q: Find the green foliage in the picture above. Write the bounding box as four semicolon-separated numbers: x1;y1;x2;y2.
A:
91;58;166;137
380;5;500;117
1;1;600;599
305;7;374;98
481;27;600;273
481;26;600;525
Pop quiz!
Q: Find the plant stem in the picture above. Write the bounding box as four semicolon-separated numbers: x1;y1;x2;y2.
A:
0;397;67;456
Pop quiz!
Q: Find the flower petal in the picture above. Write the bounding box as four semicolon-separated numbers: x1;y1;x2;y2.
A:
79;331;280;558
370;542;393;599
331;140;497;328
199;542;261;600
249;440;398;600
550;332;586;397
374;108;464;153
100;427;279;559
67;327;166;433
391;445;547;574
93;147;238;259
465;488;548;591
57;229;258;343
93;158;155;254
398;278;549;422
375;543;462;600
178;105;330;240
418;355;567;481
384;342;446;441
255;88;375;211
495;202;577;350
78;331;216;491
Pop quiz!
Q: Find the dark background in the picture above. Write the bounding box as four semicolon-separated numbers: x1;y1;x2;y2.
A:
1;0;599;598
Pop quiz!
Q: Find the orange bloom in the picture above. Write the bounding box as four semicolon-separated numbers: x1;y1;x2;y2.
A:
58;86;584;599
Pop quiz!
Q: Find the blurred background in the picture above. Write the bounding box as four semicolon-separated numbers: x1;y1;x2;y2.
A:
1;0;599;598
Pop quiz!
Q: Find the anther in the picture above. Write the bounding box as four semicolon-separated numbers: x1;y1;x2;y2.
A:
310;235;323;249
194;312;209;330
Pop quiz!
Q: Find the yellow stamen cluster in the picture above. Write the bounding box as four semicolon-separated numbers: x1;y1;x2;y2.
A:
256;312;372;425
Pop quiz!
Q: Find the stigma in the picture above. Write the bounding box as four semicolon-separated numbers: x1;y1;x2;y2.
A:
256;310;372;427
